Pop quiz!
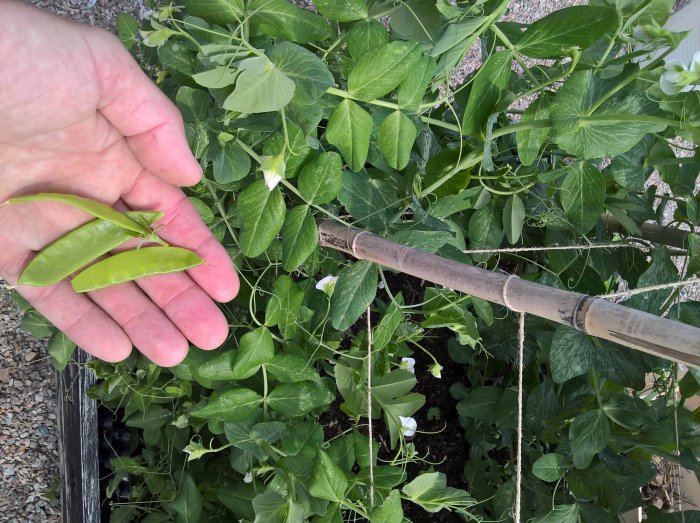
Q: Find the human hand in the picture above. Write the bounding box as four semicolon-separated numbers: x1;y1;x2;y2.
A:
0;2;239;366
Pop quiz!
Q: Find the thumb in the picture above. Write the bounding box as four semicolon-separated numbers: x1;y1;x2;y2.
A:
90;29;201;186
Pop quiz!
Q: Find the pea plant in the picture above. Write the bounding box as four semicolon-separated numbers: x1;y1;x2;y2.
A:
14;0;700;521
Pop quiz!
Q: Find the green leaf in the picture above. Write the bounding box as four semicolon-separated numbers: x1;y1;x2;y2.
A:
171;473;203;523
47;330;76;371
269;42;335;104
402;472;474;513
197;350;236;381
116;13;139;49
397;55;437;111
192;66;238;89
532;454;569;482
264;275;305;339
430;18;485;57
224;56;295;114
347;42;421;102
517;6;618;59
371;490;404;523
549;326;596;383
517;94;551;166
390;0;442;44
309;451;348;503
462;50;512;136
265;354;320;383
267;381;333;417
211;139;251;184
325;99;373;172
238;180;286;257
314;0;367;21
457;386;501;421
248;0;331;43
560;162;606;234
252;491;286;523
346;20;389;60
551;70;666;159
232;327;275;379
570;409;611;469
281;205;318;272
176;87;211;159
534;505;580;523
298;152;343;205
377;110;418;170
183;0;244;24
126;405;170;431
337;171;390;231
627;247;678;314
191;388;264;422
330;260;378;331
468;201;503;262
503;194;526;245
372;297;403;351
263;121;311;178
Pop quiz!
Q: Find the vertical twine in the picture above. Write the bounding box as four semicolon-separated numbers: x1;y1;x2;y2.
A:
366;307;375;509
515;311;525;523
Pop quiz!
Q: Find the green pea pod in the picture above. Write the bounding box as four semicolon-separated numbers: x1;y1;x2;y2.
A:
7;193;151;235
71;246;204;293
18;211;163;288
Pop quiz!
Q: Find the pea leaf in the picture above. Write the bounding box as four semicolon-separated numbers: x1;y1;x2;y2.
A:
47;330;76;371
430;17;485;57
314;0;367;22
551;70;667;159
265;354;320;383
281;205;318;272
346;20;388;60
192;66;238;89
330;260;378;331
269;42;335;104
182;0;244;24
534;505;580;523
503;194;526;245
390;0;442;44
232;327;275;379
462;50;512;136
457;386;502;420
517;94;551;166
251;491;286;523
371;490;404;523
176;87;211;158
223;56;295;114
191;388;264;422
298;152;343;204
326;99;373;172
171;474;203;523
210;139;251;184
309;451;348;503
238;180;286;257
560;162;606;234
627;247;678;314
337;171;391;232
517;6;618;59
267;381;334;417
570;409;611;469
549;326;596;384
402;472;474;513
468;201;504;262
347;42;421;102
377;110;419;170
116;13;139;49
248;0;331;43
264;276;305;339
532;454;569;482
397;55;437;111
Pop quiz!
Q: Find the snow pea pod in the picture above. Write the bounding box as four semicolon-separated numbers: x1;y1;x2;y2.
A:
18;211;163;288
71;246;203;293
7;193;151;235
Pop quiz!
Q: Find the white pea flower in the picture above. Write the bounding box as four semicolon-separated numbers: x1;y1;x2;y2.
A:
399;416;417;438
429;362;443;379
259;153;285;191
243;472;253;484
315;275;338;295
660;52;700;96
400;357;416;374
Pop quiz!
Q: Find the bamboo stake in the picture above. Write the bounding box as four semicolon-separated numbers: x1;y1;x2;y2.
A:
601;214;694;250
318;221;700;369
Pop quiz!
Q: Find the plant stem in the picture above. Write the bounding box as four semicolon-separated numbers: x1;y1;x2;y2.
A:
236;138;263;164
589;368;604;410
513;49;581;103
493;25;539;84
262;365;269;420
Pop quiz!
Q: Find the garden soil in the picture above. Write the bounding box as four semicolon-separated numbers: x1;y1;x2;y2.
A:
0;1;696;522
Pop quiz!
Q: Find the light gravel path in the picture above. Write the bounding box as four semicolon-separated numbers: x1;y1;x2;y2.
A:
0;1;696;522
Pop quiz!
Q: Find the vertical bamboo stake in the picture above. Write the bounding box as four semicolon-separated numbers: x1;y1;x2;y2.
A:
318;221;700;369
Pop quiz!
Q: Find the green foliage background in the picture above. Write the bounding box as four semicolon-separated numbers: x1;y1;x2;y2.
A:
20;0;700;521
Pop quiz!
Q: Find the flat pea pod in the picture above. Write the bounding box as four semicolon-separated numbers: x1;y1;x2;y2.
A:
71;246;204;293
18;211;163;287
7;193;151;235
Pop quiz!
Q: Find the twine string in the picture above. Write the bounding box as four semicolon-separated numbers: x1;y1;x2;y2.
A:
366;307;375;509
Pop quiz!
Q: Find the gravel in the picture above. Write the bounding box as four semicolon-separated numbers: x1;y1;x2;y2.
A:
0;1;697;522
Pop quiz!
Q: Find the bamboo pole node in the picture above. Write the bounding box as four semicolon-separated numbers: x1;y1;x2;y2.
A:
502;275;524;313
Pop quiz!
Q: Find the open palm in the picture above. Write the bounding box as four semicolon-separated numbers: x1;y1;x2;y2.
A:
0;2;239;366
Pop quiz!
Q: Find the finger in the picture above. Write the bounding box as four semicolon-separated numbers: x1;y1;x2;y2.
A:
18;281;132;363
122;172;239;303
88;30;201;186
87;282;189;367
134;271;231;350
